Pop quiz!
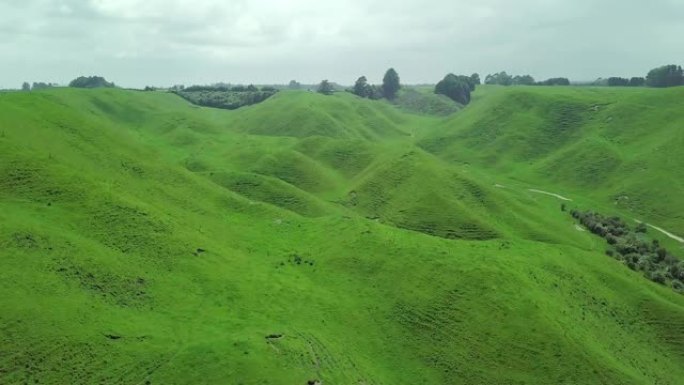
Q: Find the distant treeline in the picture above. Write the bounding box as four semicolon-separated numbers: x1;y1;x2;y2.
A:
602;77;646;87
20;76;116;91
179;84;277;93
21;82;59;91
597;64;684;88
15;63;683;97
343;69;478;105
343;69;570;106
481;64;684;88
483;71;570;86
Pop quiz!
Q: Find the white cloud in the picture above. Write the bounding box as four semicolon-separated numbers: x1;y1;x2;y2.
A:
0;0;682;88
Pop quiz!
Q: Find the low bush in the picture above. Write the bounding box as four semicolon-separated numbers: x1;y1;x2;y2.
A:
175;89;277;110
570;209;682;292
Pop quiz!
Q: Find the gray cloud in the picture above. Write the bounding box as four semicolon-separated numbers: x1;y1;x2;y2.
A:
0;0;683;88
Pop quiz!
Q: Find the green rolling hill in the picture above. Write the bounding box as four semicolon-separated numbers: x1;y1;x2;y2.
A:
419;86;684;234
1;85;683;384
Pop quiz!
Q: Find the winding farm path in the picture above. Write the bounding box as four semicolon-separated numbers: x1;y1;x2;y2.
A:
527;189;573;201
504;183;684;244
634;220;684;244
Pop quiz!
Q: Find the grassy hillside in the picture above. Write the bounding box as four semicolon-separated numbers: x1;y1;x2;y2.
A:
419;86;684;235
1;87;684;385
391;88;462;116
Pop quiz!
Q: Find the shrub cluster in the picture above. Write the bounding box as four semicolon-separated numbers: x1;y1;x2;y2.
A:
69;76;115;88
183;84;276;93
435;74;477;105
570;210;684;292
350;76;383;99
174;85;278;110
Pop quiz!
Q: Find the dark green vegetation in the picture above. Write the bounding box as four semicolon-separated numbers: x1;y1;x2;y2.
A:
486;71;534;86
536;77;571;86
435;74;476;104
317;79;334;95
605;77;647;87
350;69;472;110
350;68;401;101
352;76;383;100
1;85;684;384
174;85;278;110
485;63;682;88
484;72;570;86
571;209;684;291
381;68;400;100
68;76;116;89
646;64;684;88
20;82;58;91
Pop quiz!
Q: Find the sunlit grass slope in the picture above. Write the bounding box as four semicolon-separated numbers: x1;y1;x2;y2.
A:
419;85;684;233
1;87;683;385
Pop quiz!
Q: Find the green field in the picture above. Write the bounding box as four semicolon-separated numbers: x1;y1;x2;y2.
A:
1;85;684;384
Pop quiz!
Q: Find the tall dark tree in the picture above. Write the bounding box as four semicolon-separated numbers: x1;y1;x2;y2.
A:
470;73;481;85
646;64;684;88
382;68;400;99
435;74;473;105
353;76;371;98
21;82;30;91
288;80;301;89
317;80;334;95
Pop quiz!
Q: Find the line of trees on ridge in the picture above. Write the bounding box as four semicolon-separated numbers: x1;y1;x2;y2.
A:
484;71;570;86
595;64;683;87
318;68;402;100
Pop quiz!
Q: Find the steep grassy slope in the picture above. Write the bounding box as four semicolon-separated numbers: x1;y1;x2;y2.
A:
391;88;462;116
225;91;412;140
1;88;684;385
419;86;684;236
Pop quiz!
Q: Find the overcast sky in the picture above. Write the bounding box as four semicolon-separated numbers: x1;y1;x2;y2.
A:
1;0;683;88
